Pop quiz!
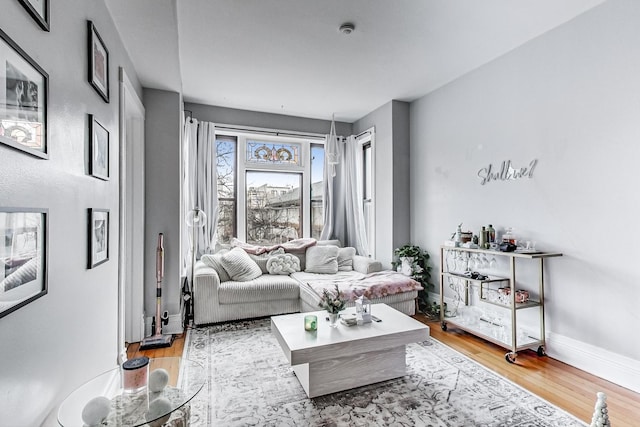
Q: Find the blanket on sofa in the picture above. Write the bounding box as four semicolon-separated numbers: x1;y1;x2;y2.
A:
231;237;317;255
293;270;423;301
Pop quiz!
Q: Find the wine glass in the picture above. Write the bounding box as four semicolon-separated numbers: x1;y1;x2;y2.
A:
489;256;497;269
480;255;489;270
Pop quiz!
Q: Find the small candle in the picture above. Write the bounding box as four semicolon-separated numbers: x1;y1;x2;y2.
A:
122;356;149;393
304;315;317;331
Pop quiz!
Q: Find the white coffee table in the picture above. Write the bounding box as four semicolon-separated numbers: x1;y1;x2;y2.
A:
271;303;430;398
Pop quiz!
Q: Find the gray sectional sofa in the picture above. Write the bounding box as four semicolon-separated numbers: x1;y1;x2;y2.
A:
192;240;421;326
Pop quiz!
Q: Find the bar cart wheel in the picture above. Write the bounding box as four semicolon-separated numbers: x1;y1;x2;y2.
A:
505;352;517;363
441;321;447;331
537;346;546;357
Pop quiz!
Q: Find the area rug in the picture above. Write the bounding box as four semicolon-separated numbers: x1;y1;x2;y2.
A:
181;318;587;426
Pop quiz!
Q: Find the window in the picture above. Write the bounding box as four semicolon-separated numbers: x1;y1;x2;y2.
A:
216;135;237;244
310;144;324;239
215;131;324;245
360;132;375;257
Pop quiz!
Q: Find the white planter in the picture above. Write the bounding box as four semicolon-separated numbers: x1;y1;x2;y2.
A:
400;257;414;276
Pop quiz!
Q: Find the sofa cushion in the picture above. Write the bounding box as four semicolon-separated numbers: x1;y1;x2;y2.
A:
266;253;301;275
305;245;339;274
200;252;231;282
337;247;356;271
218;275;300;304
220;247;262;281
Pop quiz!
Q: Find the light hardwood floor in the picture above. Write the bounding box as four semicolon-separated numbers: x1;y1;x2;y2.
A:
128;315;640;425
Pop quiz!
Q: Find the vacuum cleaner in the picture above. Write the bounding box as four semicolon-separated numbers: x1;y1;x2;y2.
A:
139;233;174;350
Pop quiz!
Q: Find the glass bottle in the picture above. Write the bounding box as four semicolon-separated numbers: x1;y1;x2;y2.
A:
487;224;496;243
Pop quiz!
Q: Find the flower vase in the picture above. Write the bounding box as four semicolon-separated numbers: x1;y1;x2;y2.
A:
328;313;339;328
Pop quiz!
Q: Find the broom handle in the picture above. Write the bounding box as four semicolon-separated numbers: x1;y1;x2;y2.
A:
155;233;164;336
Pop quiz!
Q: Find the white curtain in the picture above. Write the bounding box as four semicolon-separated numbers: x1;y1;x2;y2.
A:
322;131;370;256
196;122;218;256
342;135;369;256
319;120;340;240
182;118;218;280
182;118;198;276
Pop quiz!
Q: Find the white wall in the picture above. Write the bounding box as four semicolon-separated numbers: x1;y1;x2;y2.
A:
410;0;640;391
0;1;142;425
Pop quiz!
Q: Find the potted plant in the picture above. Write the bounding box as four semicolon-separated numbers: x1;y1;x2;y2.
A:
392;244;441;319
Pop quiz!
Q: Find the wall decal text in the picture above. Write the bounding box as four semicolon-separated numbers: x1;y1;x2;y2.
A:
477;159;538;185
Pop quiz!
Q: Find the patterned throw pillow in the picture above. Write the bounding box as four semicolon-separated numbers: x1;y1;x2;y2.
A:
219;247;262;281
249;248;285;274
304;245;339;274
266;253;301;275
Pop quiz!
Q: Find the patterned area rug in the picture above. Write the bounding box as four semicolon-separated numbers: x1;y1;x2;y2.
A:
181;319;587;426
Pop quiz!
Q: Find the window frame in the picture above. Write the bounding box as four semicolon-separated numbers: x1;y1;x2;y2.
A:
358;130;375;258
215;129;324;243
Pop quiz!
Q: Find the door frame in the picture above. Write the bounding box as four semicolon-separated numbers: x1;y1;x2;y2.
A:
117;68;146;363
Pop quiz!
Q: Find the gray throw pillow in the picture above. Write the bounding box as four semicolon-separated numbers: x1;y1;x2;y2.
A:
201;252;231;282
305;245;339;274
219;247;262;281
266;253;301;275
337;247;356;271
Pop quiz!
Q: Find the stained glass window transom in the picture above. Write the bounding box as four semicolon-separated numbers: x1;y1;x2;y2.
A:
246;140;300;165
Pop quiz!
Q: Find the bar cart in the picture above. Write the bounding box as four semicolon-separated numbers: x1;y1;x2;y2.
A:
439;245;562;363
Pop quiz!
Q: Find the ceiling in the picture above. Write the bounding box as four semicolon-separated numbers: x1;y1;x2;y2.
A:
106;0;605;123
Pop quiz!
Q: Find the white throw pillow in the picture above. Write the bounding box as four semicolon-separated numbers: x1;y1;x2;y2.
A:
267;253;301;275
201;252;231;282
220;247;262;281
305;245;339;274
337;247;356;271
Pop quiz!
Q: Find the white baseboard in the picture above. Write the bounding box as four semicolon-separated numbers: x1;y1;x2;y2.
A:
432;295;640;393
144;313;184;337
546;331;640;394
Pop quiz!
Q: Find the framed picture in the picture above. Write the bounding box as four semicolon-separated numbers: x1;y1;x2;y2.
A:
87;21;109;103
0;208;48;319
0;27;48;159
89;115;109;180
88;209;109;268
18;0;50;31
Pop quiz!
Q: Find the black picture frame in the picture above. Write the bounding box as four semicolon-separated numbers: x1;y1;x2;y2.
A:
18;0;50;32
88;209;109;269
87;21;109;103
89;115;109;180
0;27;48;159
0;208;48;319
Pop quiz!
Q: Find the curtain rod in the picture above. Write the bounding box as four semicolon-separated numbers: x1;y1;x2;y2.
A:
214;124;326;140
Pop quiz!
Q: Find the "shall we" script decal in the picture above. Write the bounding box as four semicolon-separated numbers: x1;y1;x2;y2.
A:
477;159;538;185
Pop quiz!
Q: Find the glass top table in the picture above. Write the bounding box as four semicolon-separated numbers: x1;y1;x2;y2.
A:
57;357;205;427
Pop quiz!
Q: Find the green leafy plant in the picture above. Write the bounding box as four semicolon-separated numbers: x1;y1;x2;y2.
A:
318;284;347;314
392;244;440;318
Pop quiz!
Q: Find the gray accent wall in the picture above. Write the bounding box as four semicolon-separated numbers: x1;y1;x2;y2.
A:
0;1;142;424
410;0;640;391
353;100;411;268
144;89;183;318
